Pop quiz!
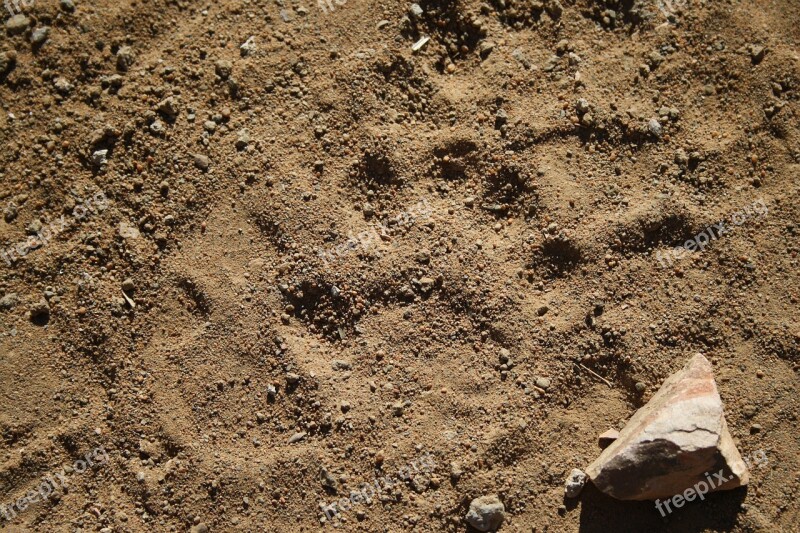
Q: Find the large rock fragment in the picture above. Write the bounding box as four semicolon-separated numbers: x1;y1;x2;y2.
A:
586;354;749;500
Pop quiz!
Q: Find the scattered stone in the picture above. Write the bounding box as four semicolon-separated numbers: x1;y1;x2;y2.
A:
495;109;508;128
3;202;18;222
150;120;165;135
100;74;123;90
449;462;463;482
235;129;250;150
465;495;505;532
26;219;42;236
536;305;549;316
53;77;73;95
157;96;179;118
331;360;351;371
116;46;135;71
498;348;510;364
534;376;551;390
409;3;423;17
288;431;307;443
545;0;563;19
31;27;50;47
565;468;587;498
479;41;495;59
511;48;532;69
320;467;337;491
585;353;750;500
189;524;208;533
60;0;76;12
418;277;435;291
598;429;619;448
29;299;50;321
0;293;19;311
576;98;590;114
0;51;17;75
215;59;233;80
6;14;30;36
410;475;430;493
648;50;664;69
193;154;210;171
91;149;108;167
748;44;766;64
122;278;135;293
240;36;256;57
647;118;663;138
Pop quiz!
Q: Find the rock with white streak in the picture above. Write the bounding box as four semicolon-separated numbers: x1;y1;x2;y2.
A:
585;353;749;500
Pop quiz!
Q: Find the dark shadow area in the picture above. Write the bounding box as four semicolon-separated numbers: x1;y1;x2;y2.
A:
576;481;748;532
531;238;585;278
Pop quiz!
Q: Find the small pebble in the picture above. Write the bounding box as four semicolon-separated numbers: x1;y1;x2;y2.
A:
0;293;19;310
193;154;210;171
465;495;505;532
5;14;30;36
31;27;50;46
648;118;663;138
564;468;587;498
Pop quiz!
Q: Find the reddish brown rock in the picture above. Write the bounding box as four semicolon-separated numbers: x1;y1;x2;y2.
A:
598;429;619;449
586;354;749;500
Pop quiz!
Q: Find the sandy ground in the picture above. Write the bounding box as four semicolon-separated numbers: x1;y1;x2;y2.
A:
0;0;799;531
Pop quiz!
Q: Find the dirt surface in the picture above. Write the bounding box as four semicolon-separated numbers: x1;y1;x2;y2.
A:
0;0;799;531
